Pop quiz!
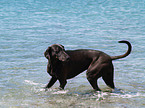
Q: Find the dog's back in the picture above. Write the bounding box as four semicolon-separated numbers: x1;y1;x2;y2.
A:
62;49;111;79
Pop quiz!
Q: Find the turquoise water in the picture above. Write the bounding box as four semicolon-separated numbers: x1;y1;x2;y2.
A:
0;0;145;107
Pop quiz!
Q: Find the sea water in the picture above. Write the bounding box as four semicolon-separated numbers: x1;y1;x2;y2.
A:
0;0;145;107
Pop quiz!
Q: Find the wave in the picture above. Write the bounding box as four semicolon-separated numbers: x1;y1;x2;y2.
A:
111;92;145;99
23;80;45;87
24;80;42;86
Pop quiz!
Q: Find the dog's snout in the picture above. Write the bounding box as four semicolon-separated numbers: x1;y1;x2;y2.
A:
66;56;70;61
61;55;70;62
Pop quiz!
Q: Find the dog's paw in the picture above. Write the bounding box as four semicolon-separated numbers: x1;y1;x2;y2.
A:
112;88;123;93
58;87;64;90
43;87;48;92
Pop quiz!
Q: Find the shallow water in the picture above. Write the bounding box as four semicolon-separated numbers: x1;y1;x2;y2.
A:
0;0;145;107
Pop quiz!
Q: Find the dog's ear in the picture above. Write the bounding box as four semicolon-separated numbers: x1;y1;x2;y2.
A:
44;47;51;60
47;61;52;74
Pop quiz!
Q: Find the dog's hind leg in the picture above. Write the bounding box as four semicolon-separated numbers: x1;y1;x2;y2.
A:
87;76;101;91
102;63;115;89
86;63;103;91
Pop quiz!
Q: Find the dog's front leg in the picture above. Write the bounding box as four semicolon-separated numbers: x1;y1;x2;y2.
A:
45;77;57;91
58;77;67;90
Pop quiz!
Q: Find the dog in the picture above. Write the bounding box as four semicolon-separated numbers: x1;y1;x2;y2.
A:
44;40;132;91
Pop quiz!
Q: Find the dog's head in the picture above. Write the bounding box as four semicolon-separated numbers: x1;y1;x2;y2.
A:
44;44;70;62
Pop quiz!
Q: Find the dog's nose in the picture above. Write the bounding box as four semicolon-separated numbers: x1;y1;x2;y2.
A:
64;55;70;62
66;57;70;61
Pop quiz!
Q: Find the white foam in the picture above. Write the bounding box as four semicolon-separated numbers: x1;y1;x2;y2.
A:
24;80;44;86
96;93;105;101
52;90;69;94
111;92;145;99
93;91;109;101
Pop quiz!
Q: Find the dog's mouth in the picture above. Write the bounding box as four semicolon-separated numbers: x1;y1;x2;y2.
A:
57;56;70;62
63;57;70;62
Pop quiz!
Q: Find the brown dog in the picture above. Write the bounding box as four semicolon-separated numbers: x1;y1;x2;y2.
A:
44;40;132;91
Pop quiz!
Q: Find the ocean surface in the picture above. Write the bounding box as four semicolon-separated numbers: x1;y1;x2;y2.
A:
0;0;145;107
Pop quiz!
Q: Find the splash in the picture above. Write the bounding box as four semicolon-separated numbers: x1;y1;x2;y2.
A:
111;92;145;99
24;80;69;94
24;80;41;86
52;90;69;94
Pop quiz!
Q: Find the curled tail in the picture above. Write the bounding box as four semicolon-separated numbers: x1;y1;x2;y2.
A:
111;40;132;60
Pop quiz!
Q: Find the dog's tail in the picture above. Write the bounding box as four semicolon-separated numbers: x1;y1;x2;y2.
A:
111;40;132;60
